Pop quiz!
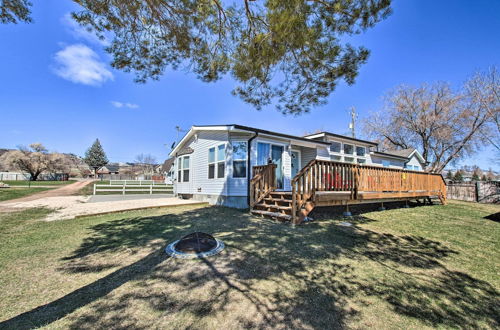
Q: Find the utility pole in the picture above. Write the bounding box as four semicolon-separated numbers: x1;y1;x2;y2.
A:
348;106;358;138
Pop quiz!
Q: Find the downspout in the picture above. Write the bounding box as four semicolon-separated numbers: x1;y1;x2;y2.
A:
246;132;258;207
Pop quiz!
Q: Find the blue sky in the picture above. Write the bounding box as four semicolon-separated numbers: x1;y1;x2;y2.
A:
0;0;498;170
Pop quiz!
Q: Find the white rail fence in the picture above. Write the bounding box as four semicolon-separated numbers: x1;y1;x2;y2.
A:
109;180;163;186
93;180;173;195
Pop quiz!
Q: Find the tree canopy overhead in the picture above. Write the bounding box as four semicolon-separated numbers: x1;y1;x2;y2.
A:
2;0;392;114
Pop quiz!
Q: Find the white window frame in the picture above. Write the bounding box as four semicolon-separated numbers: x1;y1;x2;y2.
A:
232;141;248;178
330;155;342;162
344;156;355;163
343;143;354;155
329;141;342;154
178;155;190;182
356;146;366;157
208;143;226;179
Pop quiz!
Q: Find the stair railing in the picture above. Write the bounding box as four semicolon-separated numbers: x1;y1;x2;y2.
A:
250;163;277;207
291;160;358;223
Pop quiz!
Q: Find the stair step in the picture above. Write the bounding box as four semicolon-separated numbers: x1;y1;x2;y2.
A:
264;197;293;203
251;210;292;221
255;204;292;212
269;192;293;198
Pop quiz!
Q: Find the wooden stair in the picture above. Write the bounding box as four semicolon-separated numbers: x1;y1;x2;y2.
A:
251;191;294;222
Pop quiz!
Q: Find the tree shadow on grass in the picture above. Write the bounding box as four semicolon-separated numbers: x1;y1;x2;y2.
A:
1;206;498;329
484;212;500;222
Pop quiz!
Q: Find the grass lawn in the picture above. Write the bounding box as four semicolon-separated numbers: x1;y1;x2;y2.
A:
0;201;498;329
0;187;51;202
74;180;109;196
1;180;76;186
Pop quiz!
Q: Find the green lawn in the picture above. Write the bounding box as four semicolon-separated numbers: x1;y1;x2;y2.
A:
0;201;498;329
0;187;51;202
1;180;76;186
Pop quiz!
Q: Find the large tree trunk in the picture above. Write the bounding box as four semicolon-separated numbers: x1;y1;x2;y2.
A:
31;171;41;181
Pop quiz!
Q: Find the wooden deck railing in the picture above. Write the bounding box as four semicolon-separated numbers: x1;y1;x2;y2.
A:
249;164;277;207
291;160;447;223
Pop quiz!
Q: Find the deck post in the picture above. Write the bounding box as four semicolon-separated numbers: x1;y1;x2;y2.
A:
378;202;386;211
343;203;352;217
404;199;410;208
291;182;297;224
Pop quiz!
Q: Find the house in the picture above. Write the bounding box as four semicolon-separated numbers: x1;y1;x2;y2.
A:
98;163;121;175
161;157;175;184
169;124;433;209
372;148;427;171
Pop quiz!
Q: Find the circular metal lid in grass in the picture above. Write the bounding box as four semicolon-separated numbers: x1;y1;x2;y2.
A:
165;232;224;259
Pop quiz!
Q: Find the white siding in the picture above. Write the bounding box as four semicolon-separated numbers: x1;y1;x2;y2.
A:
299;146;318;168
405;154;424;171
371;156;405;169
175;131;229;195
227;132;254;196
175;136;195;194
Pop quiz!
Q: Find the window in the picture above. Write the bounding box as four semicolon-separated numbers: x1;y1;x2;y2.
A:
177;158;181;181
357;158;366;164
217;144;225;178
344;144;354;155
182;156;190;182
178;156;190;182
232;141;247;178
330;141;341;153
257;142;270;165
208;144;226;179
344;157;355;163
208;147;216;179
356;146;365;157
330;155;341;162
382;160;390;167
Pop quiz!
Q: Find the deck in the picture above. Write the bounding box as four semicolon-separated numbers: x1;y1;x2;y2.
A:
250;160;447;224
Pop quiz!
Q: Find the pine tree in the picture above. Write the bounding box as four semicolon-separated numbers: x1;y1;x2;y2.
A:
481;174;488;181
471;172;480;181
453;171;463;183
84;139;108;179
446;171;453;180
1;0;392;114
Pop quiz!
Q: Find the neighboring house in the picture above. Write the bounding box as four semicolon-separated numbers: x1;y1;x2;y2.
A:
161;158;175;184
98;163;120;175
373;148;427;171
169;124;429;208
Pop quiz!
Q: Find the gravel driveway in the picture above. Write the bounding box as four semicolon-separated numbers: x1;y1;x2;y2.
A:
1;195;206;221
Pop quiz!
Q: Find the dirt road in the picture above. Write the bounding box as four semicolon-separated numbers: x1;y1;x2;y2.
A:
0;180;94;205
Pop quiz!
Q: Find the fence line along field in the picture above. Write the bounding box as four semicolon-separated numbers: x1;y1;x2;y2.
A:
93;180;173;195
